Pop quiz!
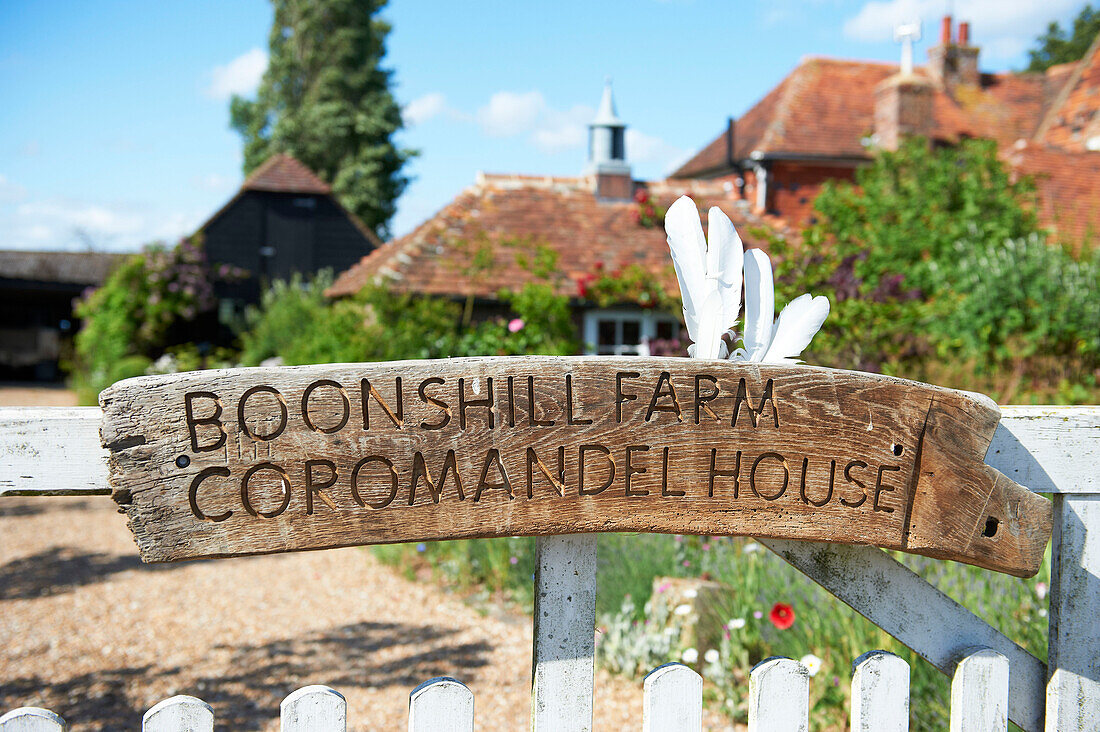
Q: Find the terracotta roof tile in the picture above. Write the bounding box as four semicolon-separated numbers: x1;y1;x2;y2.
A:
1006;142;1100;248
242;153;331;195
1037;33;1100;150
327;175;784;299
674;57;1051;179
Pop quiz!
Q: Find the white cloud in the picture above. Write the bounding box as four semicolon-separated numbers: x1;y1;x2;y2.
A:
626;129;691;175
843;0;1081;63
404;92;449;125
205;48;268;100
192;173;237;192
0;174;28;203
3;195;203;252
531;105;593;153
477;91;546;137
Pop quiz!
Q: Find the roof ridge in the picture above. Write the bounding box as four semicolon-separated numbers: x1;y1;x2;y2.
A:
1033;30;1100;143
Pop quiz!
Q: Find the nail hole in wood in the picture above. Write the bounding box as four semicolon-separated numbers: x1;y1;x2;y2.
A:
176;455;191;468
892;443;903;456
982;516;999;538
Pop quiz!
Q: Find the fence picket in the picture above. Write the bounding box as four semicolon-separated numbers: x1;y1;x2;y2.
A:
643;662;702;732
950;649;1009;732
851;650;909;732
531;534;597;732
408;677;473;732
0;708;68;732
142;695;214;732
748;657;809;732
281;685;346;731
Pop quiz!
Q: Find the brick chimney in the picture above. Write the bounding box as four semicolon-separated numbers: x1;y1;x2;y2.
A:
927;15;980;90
874;74;934;150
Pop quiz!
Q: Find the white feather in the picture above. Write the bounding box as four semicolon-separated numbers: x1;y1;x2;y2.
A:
695;290;726;360
742;248;774;361
664;196;709;342
761;294;831;364
707;207;744;333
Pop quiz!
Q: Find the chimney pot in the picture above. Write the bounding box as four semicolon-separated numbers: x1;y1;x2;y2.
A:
958;21;970;46
941;15;952;44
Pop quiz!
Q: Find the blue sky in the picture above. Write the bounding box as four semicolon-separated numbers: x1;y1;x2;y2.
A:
0;0;1084;251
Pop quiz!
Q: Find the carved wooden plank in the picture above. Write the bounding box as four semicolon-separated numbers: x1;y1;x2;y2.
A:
408;677;473;732
281;685;346;731
762;539;1045;732
532;534;597;732
950;649;1009;732
142;695;213;732
851;650;909;732
0;407;108;496
1046;494;1100;731
748;657;808;732
0;708;68;732
99;357;1050;575
643;663;702;732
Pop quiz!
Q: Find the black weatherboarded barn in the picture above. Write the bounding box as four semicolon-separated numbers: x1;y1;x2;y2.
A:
200;153;381;305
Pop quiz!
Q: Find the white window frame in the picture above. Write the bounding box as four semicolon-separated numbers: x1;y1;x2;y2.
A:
582;308;681;356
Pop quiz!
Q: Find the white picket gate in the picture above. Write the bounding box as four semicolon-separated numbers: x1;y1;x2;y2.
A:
0;647;1007;731
1;404;1098;730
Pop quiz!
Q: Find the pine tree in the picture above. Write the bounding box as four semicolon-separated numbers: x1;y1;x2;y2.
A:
230;0;412;237
1026;4;1100;72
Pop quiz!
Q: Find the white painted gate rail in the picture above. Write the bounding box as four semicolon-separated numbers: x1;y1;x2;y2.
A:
1;405;1098;730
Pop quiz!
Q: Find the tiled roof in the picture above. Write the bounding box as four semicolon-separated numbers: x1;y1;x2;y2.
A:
1036;34;1100;150
1006;141;1100;249
674;57;1052;178
327;175;783;299
241;153;331;195
0;250;126;286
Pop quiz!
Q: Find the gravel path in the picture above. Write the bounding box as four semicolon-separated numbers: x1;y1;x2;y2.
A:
0;496;728;730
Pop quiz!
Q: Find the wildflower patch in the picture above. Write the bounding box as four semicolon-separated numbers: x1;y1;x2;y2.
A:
101;356;1050;576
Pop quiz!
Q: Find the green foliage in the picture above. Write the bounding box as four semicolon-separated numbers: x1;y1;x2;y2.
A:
1026;4;1100;71
375;533;1050;731
238;270;578;366
71;239;223;403
577;262;679;312
777;137;1100;395
230;0;413;237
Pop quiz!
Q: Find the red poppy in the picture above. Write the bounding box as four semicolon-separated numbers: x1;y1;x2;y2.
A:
633;188;649;204
769;602;795;630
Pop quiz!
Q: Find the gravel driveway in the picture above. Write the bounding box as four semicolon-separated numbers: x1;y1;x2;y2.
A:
0;496;694;730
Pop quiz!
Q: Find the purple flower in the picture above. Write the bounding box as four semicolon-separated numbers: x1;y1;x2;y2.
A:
510;556;519;565
416;543;427;552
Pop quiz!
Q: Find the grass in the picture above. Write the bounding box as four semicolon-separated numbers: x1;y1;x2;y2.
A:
374;533;1049;730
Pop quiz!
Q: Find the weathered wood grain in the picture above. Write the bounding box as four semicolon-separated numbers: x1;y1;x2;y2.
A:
280;685;346;732
851;651;909;732
950;649;1008;732
0;407;108;496
408;677;473;732
142;695;213;732
99;357;1051;575
643;663;702;732
0;708;68;732
748;657;808;732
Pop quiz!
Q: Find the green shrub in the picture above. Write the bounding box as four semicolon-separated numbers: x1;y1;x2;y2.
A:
71;238;229;403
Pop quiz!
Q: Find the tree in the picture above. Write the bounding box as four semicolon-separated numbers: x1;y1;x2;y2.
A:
231;0;413;237
1026;4;1100;71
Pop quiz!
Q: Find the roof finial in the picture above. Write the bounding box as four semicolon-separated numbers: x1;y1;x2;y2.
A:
894;20;922;76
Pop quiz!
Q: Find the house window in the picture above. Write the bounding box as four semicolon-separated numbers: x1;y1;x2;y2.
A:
583;309;681;356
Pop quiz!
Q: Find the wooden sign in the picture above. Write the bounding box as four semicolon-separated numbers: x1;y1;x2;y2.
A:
100;357;1051;576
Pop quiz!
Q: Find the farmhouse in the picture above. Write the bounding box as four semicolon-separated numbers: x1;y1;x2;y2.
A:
0;249;125;379
328;83;781;356
672;15;1100;247
199;153;381;308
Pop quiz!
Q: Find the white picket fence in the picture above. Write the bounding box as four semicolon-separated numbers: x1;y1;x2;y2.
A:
1;404;1098;730
0;648;1007;731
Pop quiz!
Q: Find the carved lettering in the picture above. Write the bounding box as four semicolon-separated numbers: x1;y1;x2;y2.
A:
188;467;232;522
410;450;465;505
361;378;403;429
615;371;640;423
579;444;615;495
526;446;565;498
645;371;682;422
475;448;513;501
351;455;398;509
240;462;291;518
458;377;494;430
732;378;779;429
184;391;227;452
302;380;350;434
418;377;450;430
625;445;650;496
874;464;901;513
238;386;288;441
750;452;789;500
840;460;869;508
